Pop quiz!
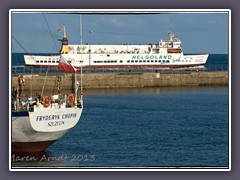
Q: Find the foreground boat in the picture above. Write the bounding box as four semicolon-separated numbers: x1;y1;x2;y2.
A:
24;29;208;69
12;55;83;152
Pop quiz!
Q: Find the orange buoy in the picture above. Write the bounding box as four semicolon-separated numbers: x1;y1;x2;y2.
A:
42;96;52;108
67;94;74;107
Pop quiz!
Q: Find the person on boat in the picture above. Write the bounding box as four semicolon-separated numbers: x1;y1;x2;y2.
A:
11;86;17;101
18;74;25;99
12;86;17;109
11;86;18;110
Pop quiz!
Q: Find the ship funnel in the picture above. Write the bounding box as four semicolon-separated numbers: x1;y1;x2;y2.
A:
168;30;174;42
63;26;67;39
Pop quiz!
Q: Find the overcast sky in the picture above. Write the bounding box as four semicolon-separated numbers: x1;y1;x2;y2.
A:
11;10;229;54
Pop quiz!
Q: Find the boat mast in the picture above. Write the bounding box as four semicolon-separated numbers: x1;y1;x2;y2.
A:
80;14;83;99
74;19;78;105
74;14;83;106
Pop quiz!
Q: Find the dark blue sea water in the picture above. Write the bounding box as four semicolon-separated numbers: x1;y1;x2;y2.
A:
12;87;229;168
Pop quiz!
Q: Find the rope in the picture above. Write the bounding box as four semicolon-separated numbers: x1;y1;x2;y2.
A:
42;13;59;52
41;68;49;97
12;35;30;55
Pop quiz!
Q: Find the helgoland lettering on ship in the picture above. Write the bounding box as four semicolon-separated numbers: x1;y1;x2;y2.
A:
132;55;172;60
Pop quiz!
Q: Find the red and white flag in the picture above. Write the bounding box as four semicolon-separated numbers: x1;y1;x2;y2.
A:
58;55;78;73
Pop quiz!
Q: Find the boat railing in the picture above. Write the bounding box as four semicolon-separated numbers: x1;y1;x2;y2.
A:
71;50;149;54
11;87;76;112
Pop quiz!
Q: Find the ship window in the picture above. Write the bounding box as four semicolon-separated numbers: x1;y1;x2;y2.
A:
107;54;110;57
36;61;39;63
40;61;43;63
131;60;134;63
127;60;130;63
159;60;161;62
155;60;158;62
120;60;123;63
143;60;146;63
162;60;165;62
139;60;142;63
147;60;150;63
48;61;51;63
151;60;154;62
166;60;170;63
135;60;138;63
52;61;55;63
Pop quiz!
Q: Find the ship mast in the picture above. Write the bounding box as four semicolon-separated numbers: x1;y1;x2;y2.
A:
80;15;83;100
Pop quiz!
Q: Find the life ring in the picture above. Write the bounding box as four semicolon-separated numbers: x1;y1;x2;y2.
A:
42;96;52;108
67;94;75;107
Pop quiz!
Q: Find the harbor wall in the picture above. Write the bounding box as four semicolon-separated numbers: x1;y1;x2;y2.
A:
11;71;228;92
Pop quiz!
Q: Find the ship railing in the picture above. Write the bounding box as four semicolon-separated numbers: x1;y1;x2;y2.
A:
11;92;70;112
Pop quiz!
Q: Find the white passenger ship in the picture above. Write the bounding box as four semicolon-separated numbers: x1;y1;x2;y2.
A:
24;28;208;69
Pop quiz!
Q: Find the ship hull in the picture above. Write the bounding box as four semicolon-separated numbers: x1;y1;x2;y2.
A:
25;63;206;69
12;115;68;152
12;103;83;152
12;140;57;153
24;53;208;69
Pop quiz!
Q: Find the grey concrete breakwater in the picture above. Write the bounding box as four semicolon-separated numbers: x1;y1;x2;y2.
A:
12;71;228;92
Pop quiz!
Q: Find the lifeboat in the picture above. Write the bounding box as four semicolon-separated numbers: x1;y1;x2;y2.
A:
167;49;182;53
